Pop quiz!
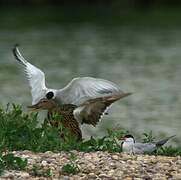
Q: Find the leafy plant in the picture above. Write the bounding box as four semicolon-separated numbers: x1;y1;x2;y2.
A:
142;131;156;143
0;104;78;152
0;153;27;175
156;146;181;156
61;153;79;175
0;104;180;157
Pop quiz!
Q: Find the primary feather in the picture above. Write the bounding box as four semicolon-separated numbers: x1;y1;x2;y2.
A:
74;93;131;126
13;45;47;105
13;45;130;107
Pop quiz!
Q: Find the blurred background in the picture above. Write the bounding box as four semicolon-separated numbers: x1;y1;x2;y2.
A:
0;0;181;145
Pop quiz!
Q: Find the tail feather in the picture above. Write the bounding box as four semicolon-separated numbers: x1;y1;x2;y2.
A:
156;135;175;147
12;44;27;66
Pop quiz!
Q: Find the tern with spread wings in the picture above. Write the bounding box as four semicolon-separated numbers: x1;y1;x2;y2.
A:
13;45;131;122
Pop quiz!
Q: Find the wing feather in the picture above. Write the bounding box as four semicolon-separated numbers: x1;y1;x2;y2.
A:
56;77;126;105
134;143;156;154
73;93;131;126
13;45;47;104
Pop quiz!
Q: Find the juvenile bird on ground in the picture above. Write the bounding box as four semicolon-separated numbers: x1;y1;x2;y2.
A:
12;45;131;108
116;134;175;154
28;94;128;141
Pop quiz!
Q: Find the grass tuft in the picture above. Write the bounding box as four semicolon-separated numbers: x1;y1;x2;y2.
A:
61;153;80;175
0;153;27;175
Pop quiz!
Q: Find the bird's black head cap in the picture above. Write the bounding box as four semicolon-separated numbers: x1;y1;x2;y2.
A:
46;91;54;99
124;134;135;142
124;134;134;139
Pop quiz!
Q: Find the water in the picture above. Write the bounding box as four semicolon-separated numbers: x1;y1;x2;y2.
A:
0;9;181;145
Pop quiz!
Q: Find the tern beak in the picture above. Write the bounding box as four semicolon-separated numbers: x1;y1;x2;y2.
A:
119;137;125;141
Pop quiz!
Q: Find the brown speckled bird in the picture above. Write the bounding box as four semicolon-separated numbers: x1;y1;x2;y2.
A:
28;92;131;141
28;99;82;141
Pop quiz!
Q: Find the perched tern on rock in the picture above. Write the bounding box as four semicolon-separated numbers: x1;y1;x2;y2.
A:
116;134;175;154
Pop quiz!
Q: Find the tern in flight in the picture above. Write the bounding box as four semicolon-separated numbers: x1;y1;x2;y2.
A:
13;45;131;122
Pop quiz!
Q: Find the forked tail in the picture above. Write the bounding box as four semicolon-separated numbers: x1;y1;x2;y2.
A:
156;135;175;147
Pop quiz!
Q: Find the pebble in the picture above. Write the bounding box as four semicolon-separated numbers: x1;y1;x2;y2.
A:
112;155;119;160
0;151;179;179
41;160;48;166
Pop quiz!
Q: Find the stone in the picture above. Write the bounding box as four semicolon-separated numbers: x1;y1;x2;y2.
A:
112;155;119;160
41;160;48;166
1;151;180;179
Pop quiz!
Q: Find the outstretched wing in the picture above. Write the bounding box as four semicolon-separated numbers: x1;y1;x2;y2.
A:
73;93;131;126
13;45;47;105
56;77;126;105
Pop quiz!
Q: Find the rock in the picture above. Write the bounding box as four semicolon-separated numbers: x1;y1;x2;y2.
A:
99;173;111;178
112;155;119;160
1;171;15;179
18;172;30;178
41;160;48;166
1;151;180;179
123;176;134;180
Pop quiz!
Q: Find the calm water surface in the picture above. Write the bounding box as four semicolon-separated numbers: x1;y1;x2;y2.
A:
0;19;181;145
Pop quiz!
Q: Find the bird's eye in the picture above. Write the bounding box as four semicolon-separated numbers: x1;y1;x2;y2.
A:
46;91;54;99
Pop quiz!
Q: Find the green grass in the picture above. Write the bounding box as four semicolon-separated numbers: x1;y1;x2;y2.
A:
0;153;27;175
0;104;125;153
0;104;180;176
0;104;180;156
61;153;80;175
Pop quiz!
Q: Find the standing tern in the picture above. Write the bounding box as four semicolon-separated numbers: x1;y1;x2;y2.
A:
116;134;175;154
12;45;131;109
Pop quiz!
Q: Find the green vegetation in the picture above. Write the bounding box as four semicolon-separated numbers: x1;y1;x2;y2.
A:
0;104;125;153
0;104;180;156
142;131;156;143
61;153;80;175
0;104;180;176
0;153;27;175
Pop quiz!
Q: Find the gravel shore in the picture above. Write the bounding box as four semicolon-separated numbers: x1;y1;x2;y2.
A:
1;150;181;179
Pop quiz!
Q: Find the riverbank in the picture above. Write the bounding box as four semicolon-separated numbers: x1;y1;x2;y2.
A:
1;150;181;179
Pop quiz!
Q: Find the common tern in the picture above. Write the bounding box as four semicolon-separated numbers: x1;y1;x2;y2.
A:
12;45;131;108
116;134;175;154
28;93;128;127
